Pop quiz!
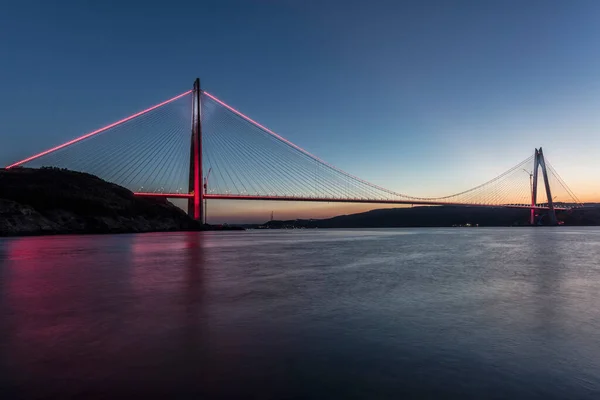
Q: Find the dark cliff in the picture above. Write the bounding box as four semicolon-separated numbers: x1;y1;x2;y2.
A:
0;168;202;236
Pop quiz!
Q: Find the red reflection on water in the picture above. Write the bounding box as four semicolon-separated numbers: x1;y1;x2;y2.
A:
2;235;135;396
0;233;227;396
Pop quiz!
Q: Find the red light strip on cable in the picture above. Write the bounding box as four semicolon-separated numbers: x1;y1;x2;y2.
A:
133;192;193;199
202;91;416;199
5;90;193;169
202;91;538;203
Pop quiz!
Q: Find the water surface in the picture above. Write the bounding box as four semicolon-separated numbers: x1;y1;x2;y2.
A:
1;228;600;399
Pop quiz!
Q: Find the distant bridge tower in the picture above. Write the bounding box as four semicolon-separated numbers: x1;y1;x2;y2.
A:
531;147;557;225
188;78;203;221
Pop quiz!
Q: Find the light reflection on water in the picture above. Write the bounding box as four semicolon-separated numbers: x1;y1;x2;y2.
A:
1;228;600;399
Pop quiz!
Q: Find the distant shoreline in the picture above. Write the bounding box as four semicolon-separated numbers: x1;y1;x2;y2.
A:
249;204;600;229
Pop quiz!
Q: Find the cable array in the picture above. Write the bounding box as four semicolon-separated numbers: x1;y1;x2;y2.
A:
201;93;581;208
20;92;193;194
10;87;582;209
543;159;583;207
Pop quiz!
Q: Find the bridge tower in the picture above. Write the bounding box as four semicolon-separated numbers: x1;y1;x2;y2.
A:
188;78;203;221
531;147;557;225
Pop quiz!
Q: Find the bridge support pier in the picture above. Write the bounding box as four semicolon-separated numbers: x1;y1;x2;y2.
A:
188;78;203;221
532;147;557;225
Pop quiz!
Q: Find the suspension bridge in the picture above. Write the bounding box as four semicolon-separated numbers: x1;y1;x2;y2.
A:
5;78;582;225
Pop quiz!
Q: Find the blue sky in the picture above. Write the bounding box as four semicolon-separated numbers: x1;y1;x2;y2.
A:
1;1;600;221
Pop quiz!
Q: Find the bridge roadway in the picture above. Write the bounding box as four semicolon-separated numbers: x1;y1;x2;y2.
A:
134;193;570;211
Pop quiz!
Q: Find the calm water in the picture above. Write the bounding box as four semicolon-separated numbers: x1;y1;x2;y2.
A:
1;228;600;399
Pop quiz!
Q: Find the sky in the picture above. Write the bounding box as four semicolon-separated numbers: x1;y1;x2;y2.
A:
1;0;600;223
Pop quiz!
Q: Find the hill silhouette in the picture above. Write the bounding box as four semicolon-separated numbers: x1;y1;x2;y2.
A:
0;167;202;236
263;204;600;228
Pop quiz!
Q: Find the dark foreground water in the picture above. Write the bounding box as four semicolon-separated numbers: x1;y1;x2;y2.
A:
1;228;600;399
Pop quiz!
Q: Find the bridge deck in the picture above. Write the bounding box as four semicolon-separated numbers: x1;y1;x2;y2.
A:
134;193;570;211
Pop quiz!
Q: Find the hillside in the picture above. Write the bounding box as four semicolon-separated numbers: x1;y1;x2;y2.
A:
263;205;600;229
0;167;203;236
